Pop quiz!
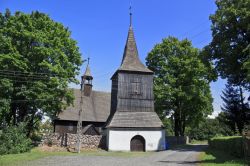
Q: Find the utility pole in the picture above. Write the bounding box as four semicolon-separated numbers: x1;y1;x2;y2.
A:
76;68;84;153
76;83;83;153
76;58;91;153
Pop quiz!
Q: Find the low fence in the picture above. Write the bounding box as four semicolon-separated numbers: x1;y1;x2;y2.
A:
165;136;189;146
40;133;106;150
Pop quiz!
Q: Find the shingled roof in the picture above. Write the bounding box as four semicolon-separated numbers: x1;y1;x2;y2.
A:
106;112;163;128
83;65;92;79
57;89;111;122
118;26;153;73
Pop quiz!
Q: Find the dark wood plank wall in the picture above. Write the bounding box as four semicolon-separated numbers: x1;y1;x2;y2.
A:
110;75;118;115
54;120;105;134
54;120;77;134
116;72;154;112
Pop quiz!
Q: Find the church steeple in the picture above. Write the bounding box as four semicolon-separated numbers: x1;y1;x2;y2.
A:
83;58;93;80
82;58;93;96
118;7;152;73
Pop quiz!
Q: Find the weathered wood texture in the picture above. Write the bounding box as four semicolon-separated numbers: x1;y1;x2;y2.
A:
116;72;154;112
106;71;163;128
54;120;104;134
130;135;145;152
110;75;118;116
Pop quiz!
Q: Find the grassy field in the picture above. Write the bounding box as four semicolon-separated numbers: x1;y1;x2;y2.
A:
199;148;245;166
0;147;150;166
189;140;208;145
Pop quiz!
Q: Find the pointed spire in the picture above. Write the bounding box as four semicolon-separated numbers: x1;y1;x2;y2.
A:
83;57;93;80
118;8;152;73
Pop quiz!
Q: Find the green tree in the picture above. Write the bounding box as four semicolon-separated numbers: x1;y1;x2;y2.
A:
146;37;214;136
207;0;250;89
162;117;175;136
0;10;82;134
221;82;249;134
187;118;234;141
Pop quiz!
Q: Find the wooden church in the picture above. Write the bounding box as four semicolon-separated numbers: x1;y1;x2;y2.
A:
54;61;111;135
105;12;165;151
54;10;165;151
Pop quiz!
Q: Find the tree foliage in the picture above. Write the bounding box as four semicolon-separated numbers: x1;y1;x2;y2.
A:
187;118;234;140
221;82;249;134
0;10;82;133
146;37;214;136
162;117;175;136
0;123;32;155
207;0;250;89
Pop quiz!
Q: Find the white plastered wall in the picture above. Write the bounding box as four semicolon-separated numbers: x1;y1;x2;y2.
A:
107;129;166;151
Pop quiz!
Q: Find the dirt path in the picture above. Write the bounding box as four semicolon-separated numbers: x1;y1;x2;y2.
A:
24;144;207;166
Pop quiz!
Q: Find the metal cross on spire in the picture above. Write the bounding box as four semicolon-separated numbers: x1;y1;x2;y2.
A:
129;3;132;27
87;57;90;66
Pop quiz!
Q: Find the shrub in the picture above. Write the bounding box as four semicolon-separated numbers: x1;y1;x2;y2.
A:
0;123;32;155
187;118;234;141
208;136;243;158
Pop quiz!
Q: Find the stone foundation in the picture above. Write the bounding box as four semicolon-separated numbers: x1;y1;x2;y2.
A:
40;133;106;149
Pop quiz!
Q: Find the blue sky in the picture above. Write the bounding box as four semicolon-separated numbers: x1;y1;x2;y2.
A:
0;0;226;117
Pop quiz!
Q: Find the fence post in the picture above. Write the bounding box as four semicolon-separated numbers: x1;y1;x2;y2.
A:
243;125;250;165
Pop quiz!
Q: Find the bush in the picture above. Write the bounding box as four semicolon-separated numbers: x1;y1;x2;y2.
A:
208;136;243;158
187;118;234;141
0;123;32;155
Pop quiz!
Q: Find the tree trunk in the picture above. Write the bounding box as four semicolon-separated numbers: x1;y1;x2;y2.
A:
239;86;246;134
174;111;180;136
180;113;186;136
10;102;17;125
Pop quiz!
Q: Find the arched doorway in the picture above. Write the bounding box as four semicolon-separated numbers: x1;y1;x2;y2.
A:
130;135;145;152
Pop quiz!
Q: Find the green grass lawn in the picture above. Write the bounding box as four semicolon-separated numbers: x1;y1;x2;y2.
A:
189;140;208;145
199;148;245;166
0;147;150;166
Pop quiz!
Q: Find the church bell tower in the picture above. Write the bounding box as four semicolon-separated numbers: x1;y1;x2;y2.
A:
105;6;165;152
81;58;93;96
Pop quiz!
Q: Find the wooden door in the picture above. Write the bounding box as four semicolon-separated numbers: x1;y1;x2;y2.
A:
130;135;145;152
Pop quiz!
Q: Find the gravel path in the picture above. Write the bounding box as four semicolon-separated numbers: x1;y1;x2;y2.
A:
23;144;207;166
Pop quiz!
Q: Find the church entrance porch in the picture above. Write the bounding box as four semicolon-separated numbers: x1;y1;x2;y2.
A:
130;135;145;152
106;129;165;151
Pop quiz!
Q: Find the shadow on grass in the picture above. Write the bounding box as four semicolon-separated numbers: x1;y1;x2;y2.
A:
198;147;245;165
160;144;245;165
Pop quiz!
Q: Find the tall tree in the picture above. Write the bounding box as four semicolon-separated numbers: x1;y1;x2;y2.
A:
207;0;250;89
221;82;249;134
0;10;82;134
146;37;214;136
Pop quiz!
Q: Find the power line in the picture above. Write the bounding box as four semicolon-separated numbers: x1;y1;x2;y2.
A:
0;99;60;103
188;29;210;40
178;20;208;38
0;70;60;76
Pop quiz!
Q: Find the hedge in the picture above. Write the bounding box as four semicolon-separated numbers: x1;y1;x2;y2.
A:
208;136;243;158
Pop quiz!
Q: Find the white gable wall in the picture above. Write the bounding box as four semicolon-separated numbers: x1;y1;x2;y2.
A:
107;129;166;151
